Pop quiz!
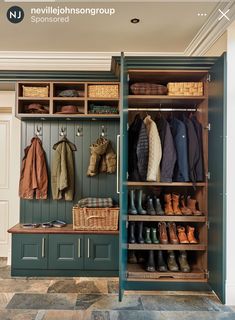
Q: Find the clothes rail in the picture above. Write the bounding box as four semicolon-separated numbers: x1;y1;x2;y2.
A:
128;108;197;112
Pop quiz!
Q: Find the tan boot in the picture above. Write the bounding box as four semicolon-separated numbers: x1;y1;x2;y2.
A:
167;222;179;244
187;196;202;216
177;226;189;244
180;195;192;216
158;222;168;244
164;194;173;215
187;225;198;244
172;193;182;215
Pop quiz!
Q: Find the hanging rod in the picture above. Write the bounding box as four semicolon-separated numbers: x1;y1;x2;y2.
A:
128;108;197;112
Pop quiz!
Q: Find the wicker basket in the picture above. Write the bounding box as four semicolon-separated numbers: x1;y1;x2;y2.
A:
167;82;203;96
88;85;119;98
73;206;119;231
23;86;49;98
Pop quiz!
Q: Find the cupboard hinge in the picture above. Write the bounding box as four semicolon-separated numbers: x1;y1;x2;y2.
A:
206;171;211;180
207;74;211;82
205;123;211;131
127;123;129;130
127;74;130;82
126;221;129;229
206;271;210;279
206;221;210;229
126;172;129;180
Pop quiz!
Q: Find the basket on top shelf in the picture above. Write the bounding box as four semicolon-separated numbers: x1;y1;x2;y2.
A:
22;86;49;98
88;85;119;99
73;206;119;231
167;82;203;96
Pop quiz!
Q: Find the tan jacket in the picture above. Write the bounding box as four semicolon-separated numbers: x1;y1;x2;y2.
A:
144;115;162;181
19;137;48;199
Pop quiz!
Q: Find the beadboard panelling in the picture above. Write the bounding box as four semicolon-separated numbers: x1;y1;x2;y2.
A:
0;120;9;189
20;120;120;224
0;201;9;244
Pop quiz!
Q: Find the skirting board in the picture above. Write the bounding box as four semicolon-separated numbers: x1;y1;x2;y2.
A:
225;282;235;305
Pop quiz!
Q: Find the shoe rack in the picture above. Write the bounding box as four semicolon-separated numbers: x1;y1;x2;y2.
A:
126;69;209;283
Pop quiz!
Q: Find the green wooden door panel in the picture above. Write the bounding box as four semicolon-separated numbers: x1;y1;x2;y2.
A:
12;234;48;269
48;235;84;270
208;53;227;303
84;235;119;270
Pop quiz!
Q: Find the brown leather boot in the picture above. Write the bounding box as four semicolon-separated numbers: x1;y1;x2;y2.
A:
164;194;173;215
180;195;192;216
177;226;189;244
172;193;182;215
187;196;202;216
158;222;168;244
187;225;198;244
167;222;179;244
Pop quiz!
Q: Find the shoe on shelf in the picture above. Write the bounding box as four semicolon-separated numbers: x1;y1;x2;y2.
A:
158;222;168;244
146;250;156;272
128;222;136;244
187;196;202;216
164;194;174;215
136;190;147;215
128;190;137;215
153;196;164;215
145;227;152;244
156;250;168;272
128;250;137;264
178;251;191;273
180;195;192;216
187;225;198;244
137;221;145;244
137;251;146;264
167;222;179;244
167;250;179;272
177;226;189;244
172;193;182;215
151;227;159;244
146;196;156;215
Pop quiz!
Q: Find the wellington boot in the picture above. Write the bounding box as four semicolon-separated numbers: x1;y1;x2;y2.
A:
172;193;182;215
180;195;192;216
158;222;168;244
153;196;164;215
128;250;137;264
128;222;136;244
151;227;159;244
145;227;152;244
128;190;137;215
187;196;202;216
137;251;146;264
164;194;174;215
187;225;198;244
146;196;156;215
177;226;189;244
136;190;147;215
167;222;179;244
137;221;145;244
157;250;168;272
146;250;155;272
178;251;191;272
167;250;179;272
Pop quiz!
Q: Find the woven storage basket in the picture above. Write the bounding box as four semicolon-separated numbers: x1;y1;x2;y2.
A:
23;86;49;98
73;206;119;231
130;83;168;95
88;85;119;98
167;82;203;96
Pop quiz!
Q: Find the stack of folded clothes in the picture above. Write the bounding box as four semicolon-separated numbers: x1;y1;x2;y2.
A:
89;104;119;114
25;103;49;114
57;89;85;97
77;197;113;208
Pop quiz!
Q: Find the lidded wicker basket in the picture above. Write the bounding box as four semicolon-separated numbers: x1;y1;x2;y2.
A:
88;85;119;98
167;82;203;96
23;86;49;98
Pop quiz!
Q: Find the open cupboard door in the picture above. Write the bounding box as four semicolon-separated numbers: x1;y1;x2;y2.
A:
119;52;128;301
208;53;227;303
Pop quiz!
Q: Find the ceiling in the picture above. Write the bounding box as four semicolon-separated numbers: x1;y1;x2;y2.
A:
0;1;229;53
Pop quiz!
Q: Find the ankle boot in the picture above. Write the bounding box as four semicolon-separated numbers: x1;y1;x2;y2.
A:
136;190;147;215
146;196;156;215
180;195;192;216
157;250;168;272
128;190;137;215
146;250;155;272
178;251;191;272
167;250;179;272
128;250;137;264
158;222;168;244
145;227;152;244
172;193;182;215
151;227;159;244
177;226;189;244
187;196;202;216
164;194;174;215
187;225;198;244
153;196;164;215
167;222;179;244
129;222;136;244
137;222;145;244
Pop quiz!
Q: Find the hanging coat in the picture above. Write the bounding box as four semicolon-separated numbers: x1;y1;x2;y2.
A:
144;115;162;182
169;117;190;182
136;121;149;181
191;115;204;181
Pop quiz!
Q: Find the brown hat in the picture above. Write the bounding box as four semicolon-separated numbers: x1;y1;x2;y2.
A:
56;105;79;114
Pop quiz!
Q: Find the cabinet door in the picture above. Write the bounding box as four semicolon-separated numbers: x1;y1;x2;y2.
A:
12;234;48;269
84;235;119;270
208;53;227;303
48;235;83;270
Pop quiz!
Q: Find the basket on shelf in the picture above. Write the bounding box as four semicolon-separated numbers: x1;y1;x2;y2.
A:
167;82;203;96
22;86;49;98
73;206;119;231
88;85;119;98
130;83;168;95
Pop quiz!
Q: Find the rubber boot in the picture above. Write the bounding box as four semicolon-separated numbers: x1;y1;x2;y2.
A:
151;227;159;244
153;196;164;215
172;193;182;215
128;222;136;244
180;195;192;216
157;250;168;272
164;194;174;215
178;251;191;273
187;196;202;216
137;222;145;244
128;190;137;215
146;196;156;215
136;190;147;215
137;251;145;264
145;227;152;244
128;250;137;264
146;250;155;272
167;250;179;272
187;225;198;244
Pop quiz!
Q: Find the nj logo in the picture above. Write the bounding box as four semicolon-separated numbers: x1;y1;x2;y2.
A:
7;6;24;24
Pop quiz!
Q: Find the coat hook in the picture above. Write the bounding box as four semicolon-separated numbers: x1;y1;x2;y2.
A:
76;126;83;137
35;125;42;137
101;125;106;137
59;126;66;137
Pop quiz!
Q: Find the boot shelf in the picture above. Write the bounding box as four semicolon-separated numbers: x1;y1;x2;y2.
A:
127;182;206;187
128;244;206;251
128;215;206;222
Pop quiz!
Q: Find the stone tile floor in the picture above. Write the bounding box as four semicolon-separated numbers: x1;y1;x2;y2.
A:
0;258;235;320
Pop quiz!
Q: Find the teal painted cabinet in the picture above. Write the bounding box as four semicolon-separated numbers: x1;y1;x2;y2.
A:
12;234;48;269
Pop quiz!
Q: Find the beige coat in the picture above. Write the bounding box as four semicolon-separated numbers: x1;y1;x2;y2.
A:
144;115;162;181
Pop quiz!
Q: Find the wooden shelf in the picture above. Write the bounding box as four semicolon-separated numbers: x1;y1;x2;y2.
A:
128;215;206;222
18;97;50;101
87;98;119;101
53;97;85;101
128;243;206;251
127;182;206;187
128;95;206;107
